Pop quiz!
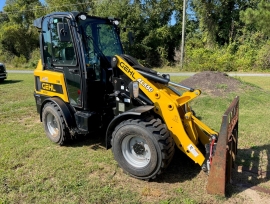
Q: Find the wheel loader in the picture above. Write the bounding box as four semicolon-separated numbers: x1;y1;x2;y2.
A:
33;12;239;196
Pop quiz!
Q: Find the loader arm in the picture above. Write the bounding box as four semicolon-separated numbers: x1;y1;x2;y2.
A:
113;55;217;165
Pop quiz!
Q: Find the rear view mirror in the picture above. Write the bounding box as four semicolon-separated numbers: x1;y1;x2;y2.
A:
57;23;71;42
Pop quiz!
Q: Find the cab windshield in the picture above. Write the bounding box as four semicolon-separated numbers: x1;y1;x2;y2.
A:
78;17;123;67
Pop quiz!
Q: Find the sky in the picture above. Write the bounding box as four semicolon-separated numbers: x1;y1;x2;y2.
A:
0;0;5;11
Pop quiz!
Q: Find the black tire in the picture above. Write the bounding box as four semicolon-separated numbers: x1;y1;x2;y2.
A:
42;102;70;145
111;117;175;180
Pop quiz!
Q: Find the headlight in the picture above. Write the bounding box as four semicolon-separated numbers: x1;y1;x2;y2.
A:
129;81;139;98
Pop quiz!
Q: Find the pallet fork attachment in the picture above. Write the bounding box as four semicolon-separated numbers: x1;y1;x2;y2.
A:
207;96;239;196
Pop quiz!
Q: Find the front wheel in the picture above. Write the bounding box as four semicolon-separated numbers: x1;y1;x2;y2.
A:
42;102;70;145
111;117;175;180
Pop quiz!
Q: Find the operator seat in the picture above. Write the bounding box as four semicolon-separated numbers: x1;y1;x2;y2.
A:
61;47;76;65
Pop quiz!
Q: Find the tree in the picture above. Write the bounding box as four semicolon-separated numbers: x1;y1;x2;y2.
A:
94;0;180;66
45;0;95;13
191;0;261;47
0;0;44;60
240;1;270;35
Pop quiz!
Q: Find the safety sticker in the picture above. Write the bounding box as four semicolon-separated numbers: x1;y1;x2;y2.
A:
187;144;199;157
124;98;130;103
118;102;125;112
41;77;48;82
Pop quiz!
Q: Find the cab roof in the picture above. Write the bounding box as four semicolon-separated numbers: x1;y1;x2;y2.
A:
33;11;119;29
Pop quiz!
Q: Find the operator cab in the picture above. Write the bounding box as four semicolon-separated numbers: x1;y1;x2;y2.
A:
34;12;124;112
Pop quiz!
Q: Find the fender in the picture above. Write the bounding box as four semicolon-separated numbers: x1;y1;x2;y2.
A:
40;97;76;129
106;105;154;149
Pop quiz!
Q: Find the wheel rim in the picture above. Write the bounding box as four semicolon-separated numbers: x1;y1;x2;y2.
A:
121;135;151;168
46;112;59;137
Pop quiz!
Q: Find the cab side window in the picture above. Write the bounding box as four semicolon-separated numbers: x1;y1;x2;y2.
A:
43;17;77;68
85;24;101;81
42;17;53;70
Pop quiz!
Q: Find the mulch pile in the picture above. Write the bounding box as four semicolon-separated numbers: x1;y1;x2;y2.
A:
179;71;244;97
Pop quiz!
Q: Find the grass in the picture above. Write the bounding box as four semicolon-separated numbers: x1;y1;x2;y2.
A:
236;76;270;91
0;74;270;203
5;64;35;71
153;66;185;73
216;83;228;90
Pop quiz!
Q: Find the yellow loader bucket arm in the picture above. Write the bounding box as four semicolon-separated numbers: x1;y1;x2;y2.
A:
113;55;239;195
114;55;218;165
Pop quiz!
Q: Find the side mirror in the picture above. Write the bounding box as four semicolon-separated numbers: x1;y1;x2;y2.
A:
57;22;71;42
129;81;139;98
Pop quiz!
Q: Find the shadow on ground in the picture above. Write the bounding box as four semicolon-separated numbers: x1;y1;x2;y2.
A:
65;130;107;150
155;148;202;183
226;145;270;197
154;144;270;198
65;131;202;183
0;80;23;84
62;129;270;197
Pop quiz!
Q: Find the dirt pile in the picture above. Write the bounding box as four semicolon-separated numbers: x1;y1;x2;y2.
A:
179;71;243;97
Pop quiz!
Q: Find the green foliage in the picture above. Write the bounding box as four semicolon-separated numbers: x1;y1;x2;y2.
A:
1;0;270;70
184;45;236;72
0;0;42;65
13;55;27;67
0;49;13;63
191;0;261;47
240;1;270;36
45;0;95;13
0;23;38;60
26;48;41;68
255;40;270;70
91;0;178;67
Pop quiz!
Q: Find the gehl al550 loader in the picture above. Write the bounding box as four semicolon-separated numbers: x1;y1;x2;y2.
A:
33;12;239;196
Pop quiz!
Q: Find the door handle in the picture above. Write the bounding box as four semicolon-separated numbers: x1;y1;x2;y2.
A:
69;68;79;74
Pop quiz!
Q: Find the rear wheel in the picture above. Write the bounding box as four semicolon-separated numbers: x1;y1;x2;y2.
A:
42;102;70;145
111;117;175;180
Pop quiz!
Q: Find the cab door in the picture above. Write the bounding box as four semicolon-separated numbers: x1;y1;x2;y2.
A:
49;17;82;107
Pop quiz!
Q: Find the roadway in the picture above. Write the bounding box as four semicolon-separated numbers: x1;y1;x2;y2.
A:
8;70;270;77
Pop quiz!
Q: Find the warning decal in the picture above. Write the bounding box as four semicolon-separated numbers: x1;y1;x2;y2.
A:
187;144;199;157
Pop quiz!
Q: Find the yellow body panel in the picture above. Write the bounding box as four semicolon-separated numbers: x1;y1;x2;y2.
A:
116;55;217;165
34;60;69;103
